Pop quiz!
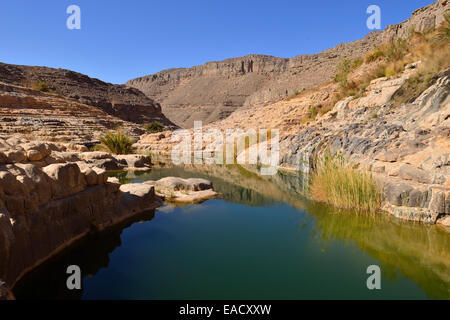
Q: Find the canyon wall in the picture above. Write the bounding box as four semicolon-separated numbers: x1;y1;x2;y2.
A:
0;63;175;126
127;0;449;128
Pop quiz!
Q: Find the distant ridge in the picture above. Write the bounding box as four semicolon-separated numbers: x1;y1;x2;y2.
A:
127;0;449;128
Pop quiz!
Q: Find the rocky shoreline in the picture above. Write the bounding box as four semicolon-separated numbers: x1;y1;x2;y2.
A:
0;139;166;299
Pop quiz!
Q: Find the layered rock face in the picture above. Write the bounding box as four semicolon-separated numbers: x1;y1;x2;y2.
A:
0;82;150;145
127;35;381;128
0;62;175;126
127;1;450;128
277;68;450;224
382;0;450;42
0;138;162;295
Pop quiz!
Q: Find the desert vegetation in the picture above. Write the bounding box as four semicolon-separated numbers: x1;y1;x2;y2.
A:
144;121;165;133
333;14;450;105
98;131;135;154
310;152;381;213
32;81;50;92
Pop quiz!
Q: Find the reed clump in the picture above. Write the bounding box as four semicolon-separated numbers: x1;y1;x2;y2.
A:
310;153;381;213
99;131;134;155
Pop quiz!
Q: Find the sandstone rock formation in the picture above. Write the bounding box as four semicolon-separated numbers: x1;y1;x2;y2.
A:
127;1;450;128
0;81;152;145
144;177;217;204
0;63;176;128
0;138;163;291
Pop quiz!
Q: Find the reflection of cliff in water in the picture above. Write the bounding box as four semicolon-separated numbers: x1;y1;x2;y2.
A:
14;165;449;299
13;210;155;300
124;164;450;299
113;164;310;208
304;203;450;300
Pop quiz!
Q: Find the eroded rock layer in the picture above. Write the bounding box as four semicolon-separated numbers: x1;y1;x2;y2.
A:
0;139;162;294
0;62;175;126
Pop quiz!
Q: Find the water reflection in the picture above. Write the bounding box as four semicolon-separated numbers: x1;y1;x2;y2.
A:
13;165;450;299
306;203;450;299
13;210;156;300
111;165;450;299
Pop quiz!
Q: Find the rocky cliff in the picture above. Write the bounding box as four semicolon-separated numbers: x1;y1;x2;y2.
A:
0;63;175;126
127;0;449;128
0;81;149;145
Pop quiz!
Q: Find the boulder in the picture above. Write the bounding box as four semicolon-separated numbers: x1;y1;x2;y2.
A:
145;177;217;204
399;164;433;184
65;143;88;152
166;189;218;204
0;170;28;196
12;163;52;205
114;154;151;168
429;187;450;216
82;167;98;186
46;152;81;164
4;150;27;164
21;142;52;161
185;178;214;191
78;152;113;161
43;163;87;199
383;181;413;206
92;167;108;185
106;177;121;193
119;183;158;213
153;177;213;191
374;150;399;163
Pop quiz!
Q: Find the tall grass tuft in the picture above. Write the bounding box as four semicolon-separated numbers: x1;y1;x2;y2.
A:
100;131;134;155
310;152;381;213
33;81;49;92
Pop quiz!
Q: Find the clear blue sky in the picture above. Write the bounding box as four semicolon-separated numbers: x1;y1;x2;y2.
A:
0;0;434;84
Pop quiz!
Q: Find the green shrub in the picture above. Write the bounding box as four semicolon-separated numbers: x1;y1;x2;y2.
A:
302;105;320;123
144;121;165;133
100;131;134;154
365;50;385;63
385;39;409;62
310;152;381;213
33;81;49;92
333;58;363;88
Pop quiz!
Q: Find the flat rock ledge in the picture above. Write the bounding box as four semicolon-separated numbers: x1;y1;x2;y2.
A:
0;143;163;298
144;177;218;204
